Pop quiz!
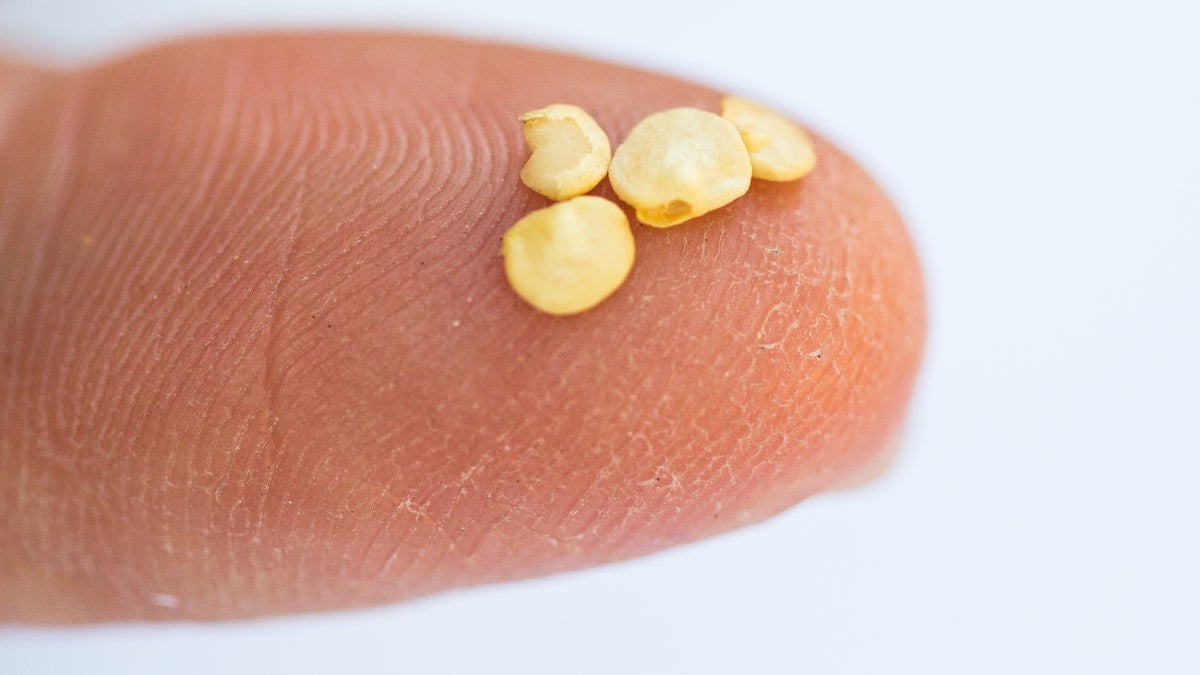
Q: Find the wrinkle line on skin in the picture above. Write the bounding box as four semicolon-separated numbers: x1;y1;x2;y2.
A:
18;82;87;563
257;164;306;523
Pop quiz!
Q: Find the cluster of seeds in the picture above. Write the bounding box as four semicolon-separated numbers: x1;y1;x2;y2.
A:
502;96;816;315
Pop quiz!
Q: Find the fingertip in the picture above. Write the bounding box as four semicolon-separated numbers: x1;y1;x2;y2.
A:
0;33;924;621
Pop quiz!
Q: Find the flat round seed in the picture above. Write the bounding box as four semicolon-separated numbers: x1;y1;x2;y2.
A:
608;107;752;228
519;104;612;201
501;196;635;315
720;96;817;181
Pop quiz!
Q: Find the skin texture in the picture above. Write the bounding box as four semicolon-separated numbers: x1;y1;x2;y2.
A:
0;33;925;623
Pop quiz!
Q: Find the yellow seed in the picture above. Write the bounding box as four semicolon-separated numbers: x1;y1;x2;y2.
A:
519;104;612;201
720;96;817;181
501;196;634;315
608;107;752;228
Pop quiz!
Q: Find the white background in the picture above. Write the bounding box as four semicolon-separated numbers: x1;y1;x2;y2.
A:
1;1;1197;673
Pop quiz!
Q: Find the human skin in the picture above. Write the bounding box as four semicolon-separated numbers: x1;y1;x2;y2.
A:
0;33;925;622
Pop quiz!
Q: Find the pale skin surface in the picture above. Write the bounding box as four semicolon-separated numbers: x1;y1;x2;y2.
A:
0;33;925;623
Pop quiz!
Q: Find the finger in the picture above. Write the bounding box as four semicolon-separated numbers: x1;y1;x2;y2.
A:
0;33;925;622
